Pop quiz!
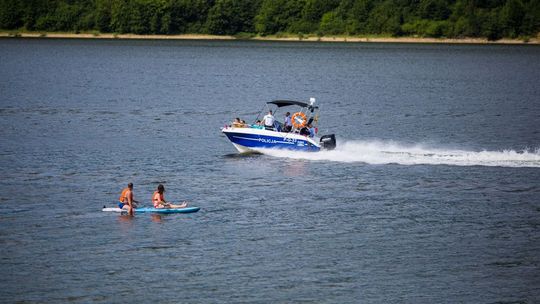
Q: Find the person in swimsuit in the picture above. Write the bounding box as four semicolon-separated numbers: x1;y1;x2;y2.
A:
152;184;187;209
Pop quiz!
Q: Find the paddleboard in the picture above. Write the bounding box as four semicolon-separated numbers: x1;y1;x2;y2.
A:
102;206;200;214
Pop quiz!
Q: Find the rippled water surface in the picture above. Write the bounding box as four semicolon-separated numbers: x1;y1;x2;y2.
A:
1;39;539;303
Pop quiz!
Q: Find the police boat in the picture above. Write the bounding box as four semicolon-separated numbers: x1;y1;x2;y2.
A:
221;98;336;153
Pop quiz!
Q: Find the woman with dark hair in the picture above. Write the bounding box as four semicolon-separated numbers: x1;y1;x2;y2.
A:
152;184;187;209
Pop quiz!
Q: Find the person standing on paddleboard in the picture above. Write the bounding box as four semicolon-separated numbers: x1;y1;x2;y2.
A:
119;183;139;215
152;184;187;209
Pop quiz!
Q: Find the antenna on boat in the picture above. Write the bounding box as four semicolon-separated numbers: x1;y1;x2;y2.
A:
309;97;316;114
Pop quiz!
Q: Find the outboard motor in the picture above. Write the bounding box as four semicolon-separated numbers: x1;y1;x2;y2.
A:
320;134;336;150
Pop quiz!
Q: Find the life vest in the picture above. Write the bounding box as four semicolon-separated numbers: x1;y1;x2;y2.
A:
153;191;164;207
119;188;130;203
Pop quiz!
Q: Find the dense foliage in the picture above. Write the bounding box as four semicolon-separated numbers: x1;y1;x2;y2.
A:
1;0;538;39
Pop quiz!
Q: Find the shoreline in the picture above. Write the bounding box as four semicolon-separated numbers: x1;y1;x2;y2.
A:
1;31;538;45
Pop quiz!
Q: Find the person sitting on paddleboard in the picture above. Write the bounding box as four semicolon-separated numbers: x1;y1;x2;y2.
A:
152;184;187;209
119;183;139;215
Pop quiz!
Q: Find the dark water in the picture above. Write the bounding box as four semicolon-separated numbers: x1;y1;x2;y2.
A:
1;39;539;303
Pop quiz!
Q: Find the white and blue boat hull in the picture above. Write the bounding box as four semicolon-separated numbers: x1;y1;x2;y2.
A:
222;127;321;153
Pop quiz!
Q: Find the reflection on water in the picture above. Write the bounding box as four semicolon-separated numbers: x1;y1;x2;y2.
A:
283;160;307;177
151;214;163;223
117;214;134;227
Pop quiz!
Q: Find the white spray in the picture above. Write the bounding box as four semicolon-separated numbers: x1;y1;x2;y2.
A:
263;140;540;168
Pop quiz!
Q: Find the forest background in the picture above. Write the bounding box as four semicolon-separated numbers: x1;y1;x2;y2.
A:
1;0;539;41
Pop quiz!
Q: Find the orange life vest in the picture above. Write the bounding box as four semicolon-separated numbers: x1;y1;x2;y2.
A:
119;188;130;203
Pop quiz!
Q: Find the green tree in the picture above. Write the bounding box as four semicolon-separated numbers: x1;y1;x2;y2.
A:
294;0;339;33
110;0;131;33
481;9;502;40
95;0;112;32
207;0;259;35
500;0;525;37
168;0;210;33
344;0;374;34
419;0;450;20
255;0;305;35
54;1;83;31
0;0;538;39
520;0;540;36
365;0;403;35
320;11;345;34
0;0;23;29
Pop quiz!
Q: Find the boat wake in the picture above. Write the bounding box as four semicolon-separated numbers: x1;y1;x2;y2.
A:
262;140;540;168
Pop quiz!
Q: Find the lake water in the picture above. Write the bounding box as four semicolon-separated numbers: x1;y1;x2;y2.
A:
0;38;539;303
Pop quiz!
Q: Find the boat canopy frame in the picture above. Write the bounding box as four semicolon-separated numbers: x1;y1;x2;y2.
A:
267;100;319;110
255;99;320;133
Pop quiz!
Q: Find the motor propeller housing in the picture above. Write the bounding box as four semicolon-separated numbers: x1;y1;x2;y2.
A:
320;134;336;150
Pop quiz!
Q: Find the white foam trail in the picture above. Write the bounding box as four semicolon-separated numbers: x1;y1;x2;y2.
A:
262;140;540;168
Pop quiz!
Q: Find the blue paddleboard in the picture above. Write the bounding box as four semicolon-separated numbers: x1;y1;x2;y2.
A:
102;207;200;214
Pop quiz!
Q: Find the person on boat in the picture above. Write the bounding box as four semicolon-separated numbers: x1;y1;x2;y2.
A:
299;125;310;136
232;117;243;128
250;119;264;129
283;112;292;132
119;183;139;215
263;110;275;130
152;184;187;209
308;123;316;137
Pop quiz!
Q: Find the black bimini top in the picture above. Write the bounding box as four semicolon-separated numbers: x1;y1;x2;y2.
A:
267;100;318;109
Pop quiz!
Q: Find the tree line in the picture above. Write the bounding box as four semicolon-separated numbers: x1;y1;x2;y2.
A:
1;0;538;40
